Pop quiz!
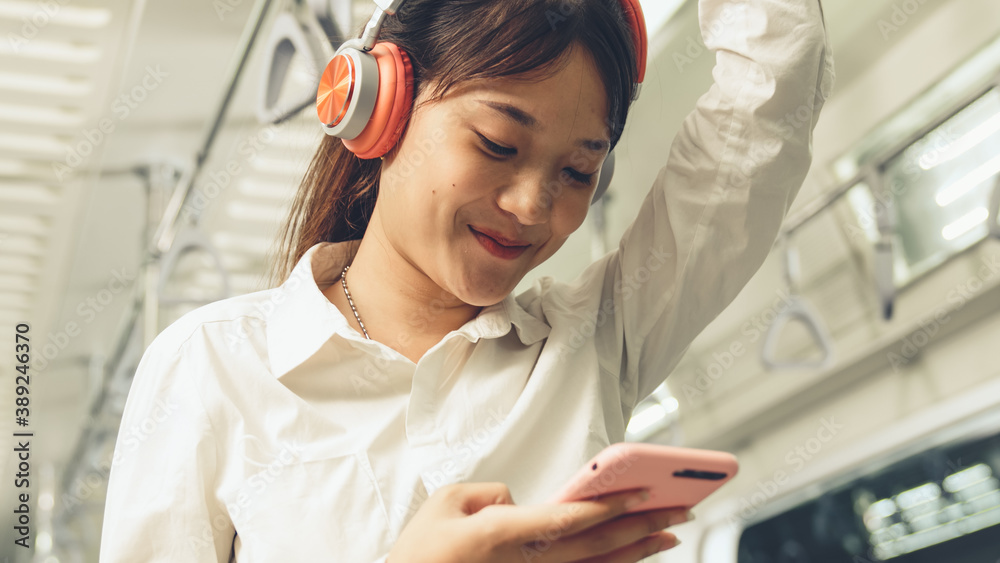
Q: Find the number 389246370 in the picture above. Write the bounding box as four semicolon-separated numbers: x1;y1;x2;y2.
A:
14;323;30;425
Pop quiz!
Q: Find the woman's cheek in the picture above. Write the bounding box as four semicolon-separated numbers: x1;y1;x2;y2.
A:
452;154;499;195
556;193;591;234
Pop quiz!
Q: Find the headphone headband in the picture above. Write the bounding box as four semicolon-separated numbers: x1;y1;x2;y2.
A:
334;0;647;80
617;0;648;83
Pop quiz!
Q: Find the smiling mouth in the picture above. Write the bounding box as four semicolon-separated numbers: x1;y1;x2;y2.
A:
468;226;529;248
469;226;532;261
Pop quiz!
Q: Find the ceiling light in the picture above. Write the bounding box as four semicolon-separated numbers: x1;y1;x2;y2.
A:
0;274;35;292
237;178;293;200
943;463;992;493
0;102;85;127
218;253;257;272
868;498;899;520
919;112;1000;170
188;271;231;290
188;271;264;294
0;1;111;27
0;38;101;63
935;153;1000;206
0;132;68;157
212;232;274;256
269;128;322;150
0;291;31;309
0;158;26;176
0;234;44;255
0;159;55;179
0;213;47;235
941;206;989;241
0;71;91;96
0;306;31;321
0;183;59;204
226;272;266;291
226;201;286;223
896;483;941;510
250;156;307;177
873;498;1000;559
0;256;39;275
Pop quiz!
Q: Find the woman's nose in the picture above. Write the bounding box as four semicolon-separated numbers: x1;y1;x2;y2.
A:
496;170;567;226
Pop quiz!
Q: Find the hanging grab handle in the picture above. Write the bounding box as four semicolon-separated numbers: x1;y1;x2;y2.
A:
256;7;331;125
870;171;897;321
761;295;836;371
306;0;353;46
761;237;836;371
157;226;232;306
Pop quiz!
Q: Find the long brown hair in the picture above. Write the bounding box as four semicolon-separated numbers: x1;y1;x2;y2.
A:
266;0;640;287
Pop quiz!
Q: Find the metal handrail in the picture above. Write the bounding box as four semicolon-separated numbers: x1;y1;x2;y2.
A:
150;0;275;256
56;0;278;528
772;75;1000;332
782;75;1000;238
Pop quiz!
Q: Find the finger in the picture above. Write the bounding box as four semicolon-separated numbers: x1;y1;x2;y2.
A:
546;507;689;561
500;488;650;544
446;482;515;516
573;531;679;563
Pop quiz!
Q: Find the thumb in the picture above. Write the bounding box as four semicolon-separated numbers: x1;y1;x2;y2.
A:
454;482;516;516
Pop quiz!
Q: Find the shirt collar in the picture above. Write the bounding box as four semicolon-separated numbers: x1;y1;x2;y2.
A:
266;241;551;379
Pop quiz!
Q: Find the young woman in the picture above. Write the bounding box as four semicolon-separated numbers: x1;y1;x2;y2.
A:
100;0;833;561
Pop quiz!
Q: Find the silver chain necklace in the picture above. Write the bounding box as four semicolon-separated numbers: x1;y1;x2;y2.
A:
340;264;371;340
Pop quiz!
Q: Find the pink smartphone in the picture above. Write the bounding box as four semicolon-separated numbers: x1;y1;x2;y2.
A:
546;442;738;514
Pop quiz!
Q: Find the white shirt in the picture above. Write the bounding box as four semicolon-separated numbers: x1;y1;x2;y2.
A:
99;0;834;560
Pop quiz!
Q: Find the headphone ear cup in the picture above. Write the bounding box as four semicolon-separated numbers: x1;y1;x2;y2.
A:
343;42;414;160
317;48;380;140
592;151;616;205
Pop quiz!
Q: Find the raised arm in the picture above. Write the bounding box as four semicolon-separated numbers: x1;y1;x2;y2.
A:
587;0;835;408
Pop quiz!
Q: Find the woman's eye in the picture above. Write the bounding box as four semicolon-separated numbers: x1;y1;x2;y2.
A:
476;132;517;157
562;168;597;186
474;129;594;186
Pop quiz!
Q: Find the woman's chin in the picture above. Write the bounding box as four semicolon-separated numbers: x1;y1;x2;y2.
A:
459;290;511;308
454;276;517;306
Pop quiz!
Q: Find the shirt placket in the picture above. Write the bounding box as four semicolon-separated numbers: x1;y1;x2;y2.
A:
404;333;483;496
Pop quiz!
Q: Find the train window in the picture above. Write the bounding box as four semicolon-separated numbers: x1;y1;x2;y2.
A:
879;88;1000;286
736;429;1000;562
831;32;1000;290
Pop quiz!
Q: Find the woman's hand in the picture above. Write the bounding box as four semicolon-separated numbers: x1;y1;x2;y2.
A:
386;482;689;563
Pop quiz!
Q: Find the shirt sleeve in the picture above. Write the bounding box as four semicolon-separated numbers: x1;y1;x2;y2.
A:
594;0;836;409
99;331;234;562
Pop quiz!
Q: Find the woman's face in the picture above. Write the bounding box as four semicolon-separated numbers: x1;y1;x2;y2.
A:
375;44;611;307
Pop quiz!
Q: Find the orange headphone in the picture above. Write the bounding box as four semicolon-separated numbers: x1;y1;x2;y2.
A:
316;0;647;202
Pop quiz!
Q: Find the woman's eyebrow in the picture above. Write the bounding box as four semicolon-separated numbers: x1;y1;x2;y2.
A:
475;99;611;153
477;100;538;129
